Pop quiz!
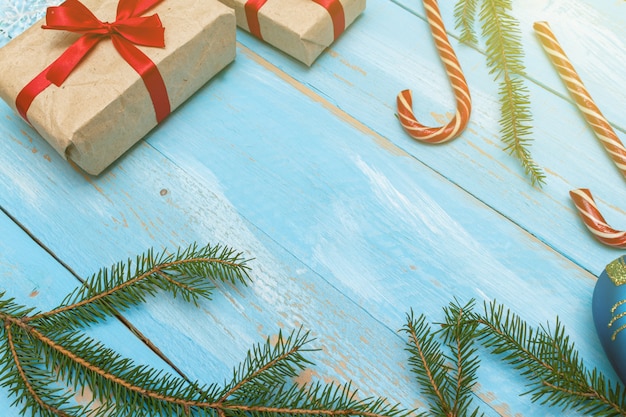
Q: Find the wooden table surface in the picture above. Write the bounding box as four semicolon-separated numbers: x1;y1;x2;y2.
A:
1;0;625;415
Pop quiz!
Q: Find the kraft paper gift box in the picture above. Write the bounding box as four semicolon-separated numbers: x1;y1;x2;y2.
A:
218;0;365;66
0;0;236;175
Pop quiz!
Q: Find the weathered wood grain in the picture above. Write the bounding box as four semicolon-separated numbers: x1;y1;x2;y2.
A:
0;53;613;415
228;0;626;273
0;0;625;416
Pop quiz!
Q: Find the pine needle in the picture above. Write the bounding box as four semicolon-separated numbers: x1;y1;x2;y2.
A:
472;300;626;415
2;242;626;416
454;0;546;186
400;302;483;417
454;0;478;45
26;243;252;331
0;243;408;417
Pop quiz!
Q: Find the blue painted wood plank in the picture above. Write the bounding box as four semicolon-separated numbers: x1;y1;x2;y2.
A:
0;1;625;416
1;0;624;271
0;49;616;415
0;106;440;413
224;0;626;274
148;40;607;365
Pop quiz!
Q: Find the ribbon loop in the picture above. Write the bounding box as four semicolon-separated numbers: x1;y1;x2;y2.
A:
17;0;170;123
117;0;162;20
245;0;267;39
43;0;103;33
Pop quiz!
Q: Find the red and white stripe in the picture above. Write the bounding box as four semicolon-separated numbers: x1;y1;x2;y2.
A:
569;189;626;248
534;21;626;178
396;0;471;144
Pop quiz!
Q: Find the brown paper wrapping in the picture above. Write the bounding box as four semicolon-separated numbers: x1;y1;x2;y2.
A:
218;0;365;65
0;0;236;175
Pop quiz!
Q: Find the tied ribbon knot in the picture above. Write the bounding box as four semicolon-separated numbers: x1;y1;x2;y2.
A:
16;0;170;124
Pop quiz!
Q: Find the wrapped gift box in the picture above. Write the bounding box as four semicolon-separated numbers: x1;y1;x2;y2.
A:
219;0;365;66
0;0;236;175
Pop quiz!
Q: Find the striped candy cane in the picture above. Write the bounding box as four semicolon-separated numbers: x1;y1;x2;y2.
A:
396;0;471;144
569;189;626;248
535;22;626;248
534;21;626;178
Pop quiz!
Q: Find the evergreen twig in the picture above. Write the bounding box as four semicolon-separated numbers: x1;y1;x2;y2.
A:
3;243;626;416
453;0;478;45
0;243;408;417
402;310;452;416
428;299;626;416
439;301;482;417
472;300;626;415
400;300;482;417
454;0;545;186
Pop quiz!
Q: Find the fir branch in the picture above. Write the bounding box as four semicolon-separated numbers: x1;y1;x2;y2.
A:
4;312;211;416
464;300;626;415
454;0;545;186
6;240;626;417
5;314;407;417
401;310;452;416
401;305;482;417
498;77;544;184
225;380;407;417
0;243;408;417
439;301;482;417
221;328;316;401
4;321;75;417
406;298;626;416
453;0;478;45
26;243;251;330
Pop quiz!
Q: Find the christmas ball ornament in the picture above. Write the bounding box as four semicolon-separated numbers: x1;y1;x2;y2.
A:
593;256;626;384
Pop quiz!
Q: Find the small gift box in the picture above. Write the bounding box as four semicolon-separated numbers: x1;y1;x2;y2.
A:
218;0;365;66
0;0;236;175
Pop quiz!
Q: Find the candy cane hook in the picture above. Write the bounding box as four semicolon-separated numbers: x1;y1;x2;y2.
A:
570;189;626;249
397;0;472;144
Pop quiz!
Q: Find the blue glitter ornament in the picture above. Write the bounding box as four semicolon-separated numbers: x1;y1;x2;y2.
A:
593;256;626;384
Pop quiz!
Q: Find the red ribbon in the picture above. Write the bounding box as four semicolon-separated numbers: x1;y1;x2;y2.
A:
16;0;170;124
244;0;267;39
312;0;345;40
245;0;345;41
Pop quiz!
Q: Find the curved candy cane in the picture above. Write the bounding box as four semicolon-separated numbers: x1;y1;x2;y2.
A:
396;0;472;144
534;21;626;178
569;189;626;249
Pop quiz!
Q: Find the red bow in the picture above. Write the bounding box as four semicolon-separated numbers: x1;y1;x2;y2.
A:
16;0;170;123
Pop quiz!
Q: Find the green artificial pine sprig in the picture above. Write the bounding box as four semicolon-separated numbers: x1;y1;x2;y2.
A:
0;243;409;417
454;0;478;46
4;243;626;416
454;0;546;186
471;301;626;415
400;301;483;417
420;299;626;416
